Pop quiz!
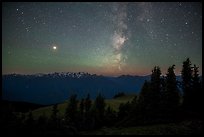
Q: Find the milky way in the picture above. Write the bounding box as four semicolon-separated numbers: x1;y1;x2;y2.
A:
111;3;129;71
2;2;202;76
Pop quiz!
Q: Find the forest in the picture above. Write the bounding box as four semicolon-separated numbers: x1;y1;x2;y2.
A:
0;58;202;135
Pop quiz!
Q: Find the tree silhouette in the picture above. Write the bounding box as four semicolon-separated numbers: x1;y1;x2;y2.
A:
84;93;92;113
161;65;179;116
136;80;152;122
192;64;202;112
148;66;161;115
104;105;117;127
151;66;162;94
181;58;193;110
65;94;78;125
93;93;106;128
118;101;131;121
192;65;200;90
50;103;59;129
138;80;151;107
131;66;162;123
80;98;84;115
83;93;93;130
130;95;138;111
51;104;59;122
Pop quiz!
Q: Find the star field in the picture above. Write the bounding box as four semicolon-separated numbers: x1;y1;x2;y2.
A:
2;2;202;76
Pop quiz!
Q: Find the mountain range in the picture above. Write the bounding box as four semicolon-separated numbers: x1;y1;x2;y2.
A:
2;72;152;105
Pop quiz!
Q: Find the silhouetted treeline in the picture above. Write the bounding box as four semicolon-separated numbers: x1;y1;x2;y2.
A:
1;58;202;135
116;58;202;127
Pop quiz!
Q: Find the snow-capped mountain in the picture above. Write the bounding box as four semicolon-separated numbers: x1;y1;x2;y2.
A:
2;72;150;105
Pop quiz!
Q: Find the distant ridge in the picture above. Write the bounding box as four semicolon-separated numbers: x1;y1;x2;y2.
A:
2;72;151;105
2;72;185;105
2;72;150;78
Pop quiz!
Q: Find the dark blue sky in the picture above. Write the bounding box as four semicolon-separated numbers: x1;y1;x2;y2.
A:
2;2;202;76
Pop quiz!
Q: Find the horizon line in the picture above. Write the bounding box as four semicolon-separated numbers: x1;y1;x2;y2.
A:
2;71;152;77
2;71;189;77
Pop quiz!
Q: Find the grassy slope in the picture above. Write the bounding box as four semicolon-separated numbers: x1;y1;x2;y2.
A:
31;94;136;119
105;94;135;111
28;94;202;135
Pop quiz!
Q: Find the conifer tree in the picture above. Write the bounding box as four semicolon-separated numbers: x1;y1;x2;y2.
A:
161;65;179;114
65;94;78;125
51;104;59;123
84;93;92;113
181;58;193;109
104;106;117;127
192;64;202;112
80;98;84;115
93;93;106;127
149;66;161;112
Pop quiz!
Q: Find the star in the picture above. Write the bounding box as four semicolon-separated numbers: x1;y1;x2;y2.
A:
25;27;30;32
53;46;57;50
160;18;165;23
21;19;25;25
2;2;202;76
179;3;182;6
72;25;77;28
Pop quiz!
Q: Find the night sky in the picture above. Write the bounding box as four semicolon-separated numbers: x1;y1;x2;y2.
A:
2;2;202;76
